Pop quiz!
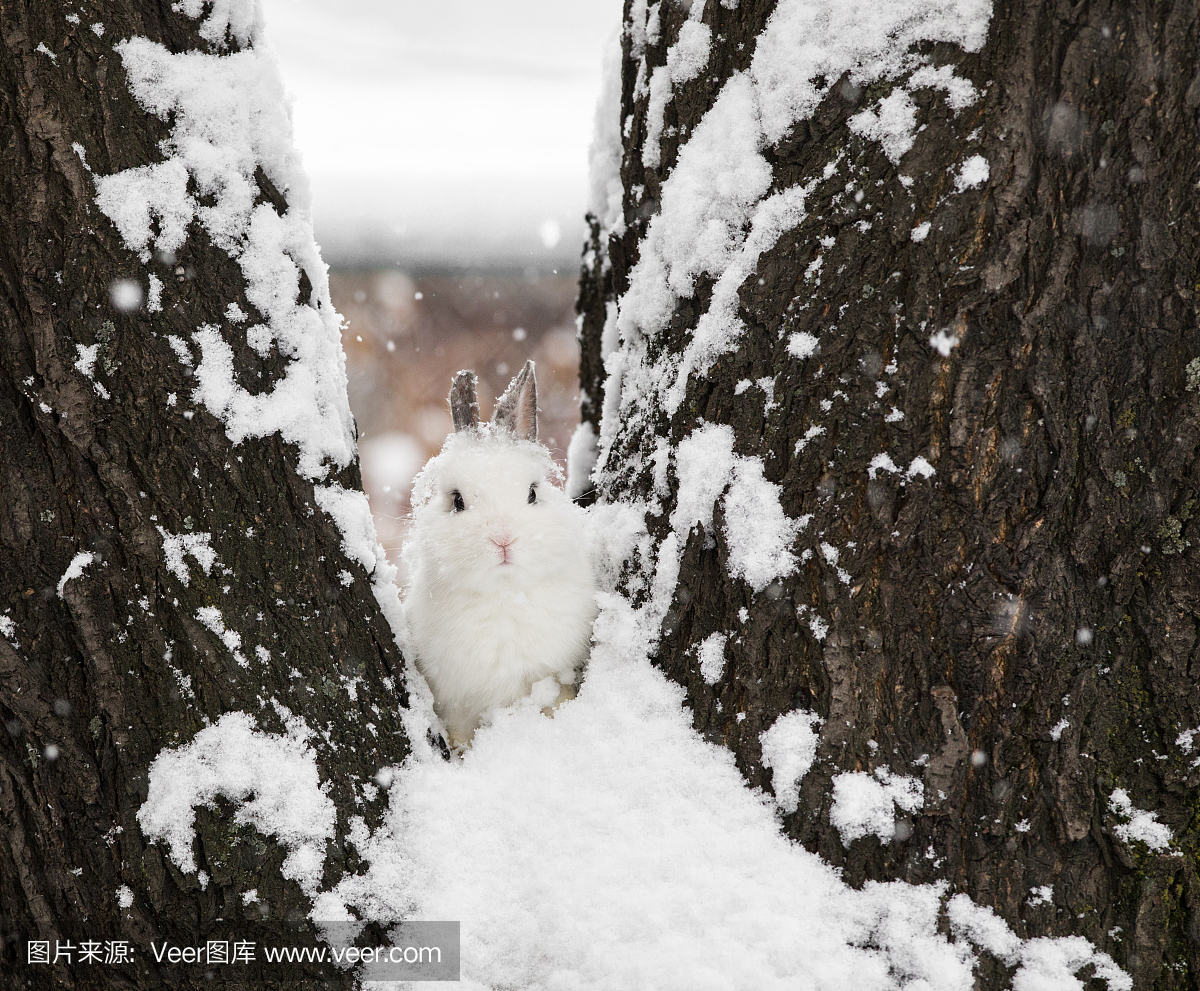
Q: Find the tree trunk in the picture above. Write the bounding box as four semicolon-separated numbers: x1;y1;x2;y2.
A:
0;3;410;987
579;1;1200;986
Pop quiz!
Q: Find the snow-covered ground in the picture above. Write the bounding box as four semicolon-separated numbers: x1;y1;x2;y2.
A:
314;581;1130;990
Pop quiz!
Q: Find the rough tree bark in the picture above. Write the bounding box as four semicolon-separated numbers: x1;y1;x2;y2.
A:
579;1;1200;987
0;3;409;987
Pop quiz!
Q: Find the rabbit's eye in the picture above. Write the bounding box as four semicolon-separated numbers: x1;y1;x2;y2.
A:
528;483;537;505
451;490;465;512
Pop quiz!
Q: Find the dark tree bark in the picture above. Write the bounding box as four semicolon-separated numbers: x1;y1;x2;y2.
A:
0;3;409;987
580;1;1200;987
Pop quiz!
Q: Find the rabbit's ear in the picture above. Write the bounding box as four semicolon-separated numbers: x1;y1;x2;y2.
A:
449;370;480;432
491;360;538;442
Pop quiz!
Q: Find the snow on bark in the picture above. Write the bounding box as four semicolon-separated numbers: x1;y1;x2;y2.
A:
137;711;334;897
642;9;711;170
588;29;626;246
56;551;96;598
602;0;992;451
170;0;263;48
671;423;802;593
90;1;403;680
195;606;249;668
695;630;729;684
830;768;924;844
954;153;991;191
947;896;1132;991
92;35;354;482
1108;789;1173;852
759;709;822;813
156;527;216;585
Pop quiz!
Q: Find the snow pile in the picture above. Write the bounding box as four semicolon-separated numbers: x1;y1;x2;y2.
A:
751;0;987;145
849;89;920;164
954;153;990;191
908;456;936;480
608;75;807;424
820;541;851;585
1026;885;1053;908
138;711;334;896
788;330;820;359
313;483;383;574
759;709;822;813
1108;789;1173;852
1176;728;1200;768
869;453;901;479
623;72;771;348
74;342;100;378
0;614;17;648
147;272;164;311
313;600;1127;991
74;343;110;398
929;327;961;356
171;0;261;49
830;768;924;844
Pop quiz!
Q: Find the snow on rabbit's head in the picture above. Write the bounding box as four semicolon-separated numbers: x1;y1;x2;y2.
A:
406;362;581;595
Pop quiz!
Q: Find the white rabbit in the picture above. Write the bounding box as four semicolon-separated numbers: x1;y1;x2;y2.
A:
403;361;597;748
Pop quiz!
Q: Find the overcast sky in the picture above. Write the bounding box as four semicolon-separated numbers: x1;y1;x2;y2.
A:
260;0;621;269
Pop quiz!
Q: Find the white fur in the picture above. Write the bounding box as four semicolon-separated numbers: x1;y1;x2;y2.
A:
403;427;597;746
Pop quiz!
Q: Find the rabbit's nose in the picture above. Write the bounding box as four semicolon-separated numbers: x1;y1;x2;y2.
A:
490;533;515;564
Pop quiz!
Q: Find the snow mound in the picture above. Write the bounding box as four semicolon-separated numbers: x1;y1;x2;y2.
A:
325;587;1126;991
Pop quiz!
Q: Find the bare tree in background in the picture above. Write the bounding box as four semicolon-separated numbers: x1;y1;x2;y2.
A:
578;2;1200;986
0;3;408;986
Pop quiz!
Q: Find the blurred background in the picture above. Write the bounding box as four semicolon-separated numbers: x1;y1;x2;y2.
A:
260;0;620;570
